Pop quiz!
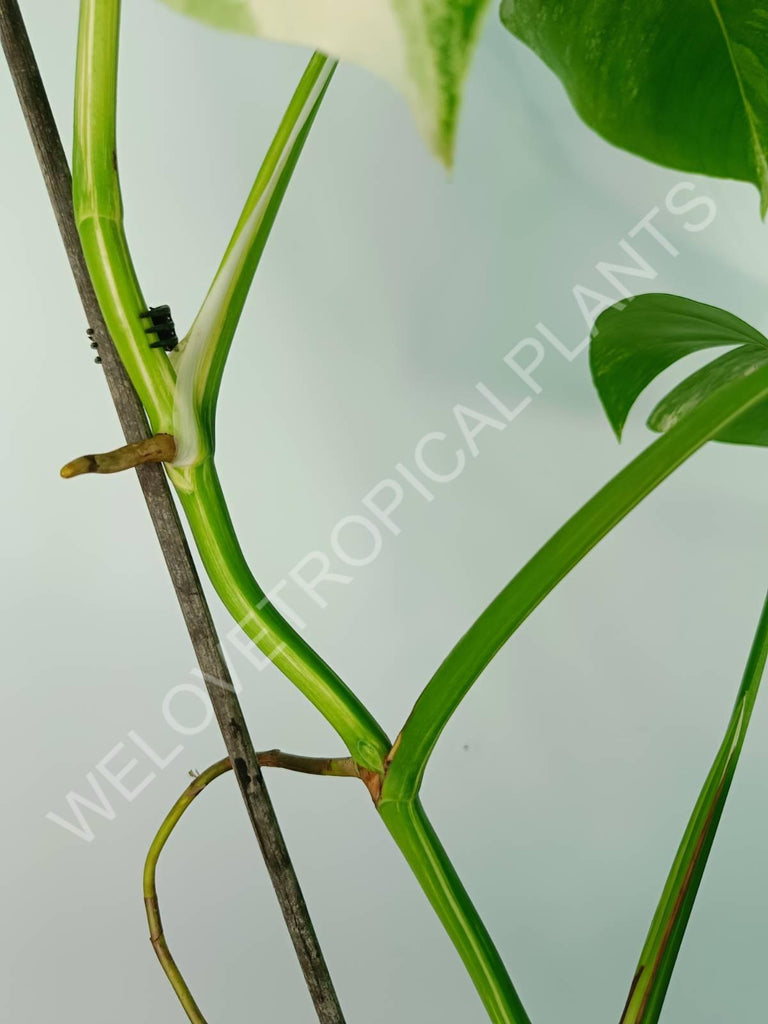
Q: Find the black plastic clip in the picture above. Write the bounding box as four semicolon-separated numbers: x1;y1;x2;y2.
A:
140;305;179;352
87;326;101;364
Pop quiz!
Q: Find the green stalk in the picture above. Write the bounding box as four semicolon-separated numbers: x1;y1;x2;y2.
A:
378;797;532;1024
384;362;768;803
619;585;768;1024
73;0;175;429
172;53;336;467
73;0;388;772
174;459;391;773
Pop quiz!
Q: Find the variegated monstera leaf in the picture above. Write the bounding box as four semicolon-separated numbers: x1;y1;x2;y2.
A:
157;0;492;163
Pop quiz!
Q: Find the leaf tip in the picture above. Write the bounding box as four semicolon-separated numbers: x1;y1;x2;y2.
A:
60;456;94;479
599;393;627;443
434;130;456;171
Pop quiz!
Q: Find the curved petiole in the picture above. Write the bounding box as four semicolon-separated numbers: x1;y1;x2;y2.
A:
173;459;392;773
384;362;768;802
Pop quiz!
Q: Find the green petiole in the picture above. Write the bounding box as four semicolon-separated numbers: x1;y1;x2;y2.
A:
619;583;768;1024
384;361;768;802
171;52;336;468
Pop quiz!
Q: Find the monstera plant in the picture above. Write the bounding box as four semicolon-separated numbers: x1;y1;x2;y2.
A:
2;1;768;1023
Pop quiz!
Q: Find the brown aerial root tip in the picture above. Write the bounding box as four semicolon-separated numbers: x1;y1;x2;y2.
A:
60;433;176;478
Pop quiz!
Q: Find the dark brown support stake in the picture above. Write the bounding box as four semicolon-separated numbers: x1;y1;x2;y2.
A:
0;3;345;1021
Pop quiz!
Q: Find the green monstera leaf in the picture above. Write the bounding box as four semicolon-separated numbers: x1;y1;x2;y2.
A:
157;0;491;163
500;0;768;212
591;293;768;446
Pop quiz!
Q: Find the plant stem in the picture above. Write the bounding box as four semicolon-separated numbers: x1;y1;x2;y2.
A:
0;2;345;1018
377;797;532;1024
175;459;392;773
145;751;361;1023
619;584;768;1024
72;0;389;774
73;0;176;428
385;361;768;803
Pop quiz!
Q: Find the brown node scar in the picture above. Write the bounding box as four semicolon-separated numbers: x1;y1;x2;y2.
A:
60;433;176;478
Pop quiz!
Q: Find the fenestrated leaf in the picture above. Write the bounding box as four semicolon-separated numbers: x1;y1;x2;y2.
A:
590;293;768;445
157;0;491;163
500;0;768;212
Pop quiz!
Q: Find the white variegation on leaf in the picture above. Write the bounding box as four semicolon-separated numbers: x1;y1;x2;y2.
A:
157;0;490;162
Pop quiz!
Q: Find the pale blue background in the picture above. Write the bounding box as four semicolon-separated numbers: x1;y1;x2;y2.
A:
1;2;767;1022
